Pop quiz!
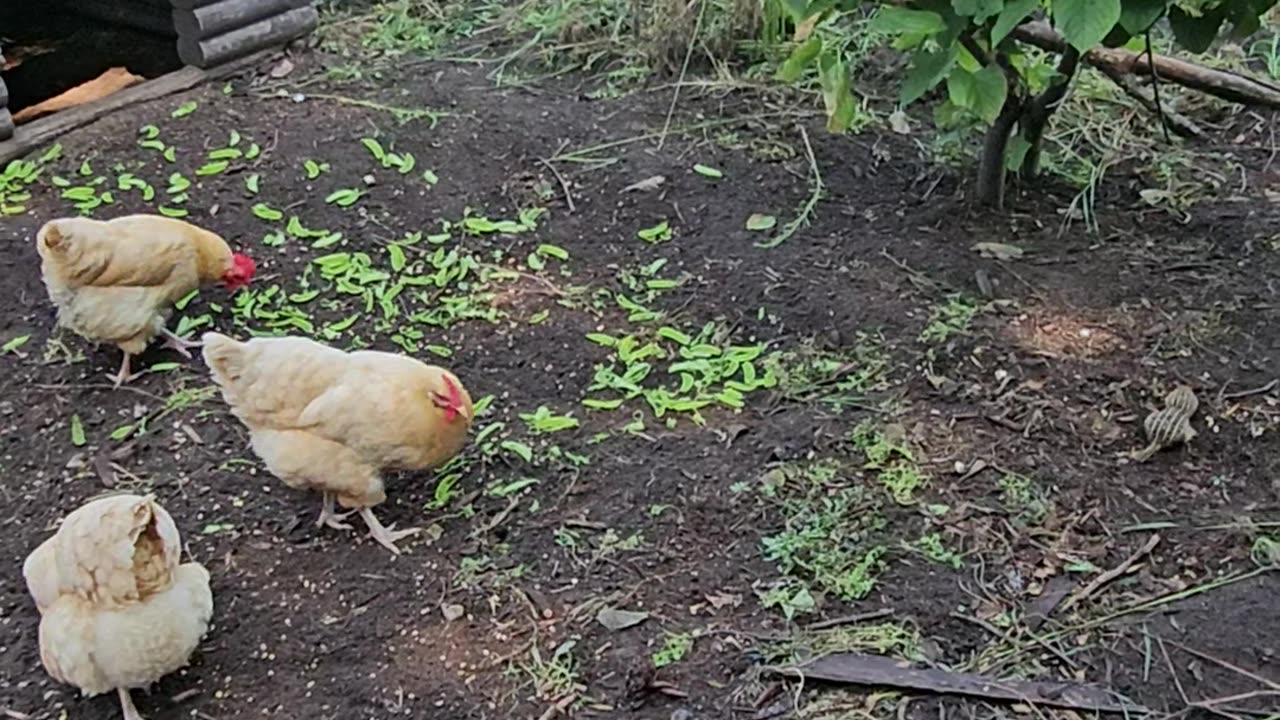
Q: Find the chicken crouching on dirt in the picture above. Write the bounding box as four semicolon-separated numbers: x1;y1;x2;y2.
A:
23;493;214;720
201;332;474;554
35;214;256;388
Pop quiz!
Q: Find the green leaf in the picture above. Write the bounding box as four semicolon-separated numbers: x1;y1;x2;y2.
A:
388;244;407;272
992;0;1039;43
869;6;947;35
70;415;86;447
746;213;777;231
325;188;364;207
500;440;534;463
818;51;856;132
947;64;1008;123
196;161;229;176
171;100;198;118
1;334;30;353
1167;5;1225;54
1118;0;1168;34
693;164;723;179
777;35;823;82
537;243;569;260
361;137;386;161
901;45;959;104
951;0;1003;22
252;203;283;221
1054;0;1122;52
244;173;260;195
422;169;439;186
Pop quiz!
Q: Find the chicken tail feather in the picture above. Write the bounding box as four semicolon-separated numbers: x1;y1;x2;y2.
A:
36;221;71;254
201;332;245;383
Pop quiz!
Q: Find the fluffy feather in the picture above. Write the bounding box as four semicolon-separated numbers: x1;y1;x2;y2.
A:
202;332;473;552
35;214;254;356
23;494;213;701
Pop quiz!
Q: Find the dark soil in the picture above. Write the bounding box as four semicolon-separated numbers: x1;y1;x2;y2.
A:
1;49;1278;720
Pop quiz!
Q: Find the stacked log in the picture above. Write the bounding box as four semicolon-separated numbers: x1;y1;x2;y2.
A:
173;0;318;69
75;0;181;38
0;47;12;142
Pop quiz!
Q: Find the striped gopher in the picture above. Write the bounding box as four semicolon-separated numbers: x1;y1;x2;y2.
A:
1131;385;1199;462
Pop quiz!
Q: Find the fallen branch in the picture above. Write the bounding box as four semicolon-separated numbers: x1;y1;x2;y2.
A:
1060;533;1161;613
771;653;1144;713
1013;21;1280;109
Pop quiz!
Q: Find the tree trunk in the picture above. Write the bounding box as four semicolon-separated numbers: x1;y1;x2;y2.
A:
1018;46;1081;178
977;100;1021;208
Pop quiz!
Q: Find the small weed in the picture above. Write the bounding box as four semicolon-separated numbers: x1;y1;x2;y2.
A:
651;632;693;668
910;533;963;569
753;461;888;614
767;335;889;411
998;472;1050;526
517;638;582;702
849;420;928;504
919;294;979;343
520;406;580;434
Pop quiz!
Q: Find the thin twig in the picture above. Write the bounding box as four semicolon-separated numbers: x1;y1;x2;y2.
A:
757;125;823;249
656;0;707;151
1060;534;1161;613
805;608;894;631
536;157;575;213
1222;379;1279;401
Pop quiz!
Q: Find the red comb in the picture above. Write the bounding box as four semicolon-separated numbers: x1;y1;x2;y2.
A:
440;375;462;422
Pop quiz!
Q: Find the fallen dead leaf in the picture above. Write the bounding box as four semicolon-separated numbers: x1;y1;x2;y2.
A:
596;607;649;631
972;242;1024;261
622;175;666;193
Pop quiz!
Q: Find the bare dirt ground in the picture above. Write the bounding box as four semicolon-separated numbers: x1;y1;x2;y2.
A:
1;36;1278;720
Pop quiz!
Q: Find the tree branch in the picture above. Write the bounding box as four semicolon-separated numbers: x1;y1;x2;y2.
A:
1019;45;1081;177
1013;20;1280;108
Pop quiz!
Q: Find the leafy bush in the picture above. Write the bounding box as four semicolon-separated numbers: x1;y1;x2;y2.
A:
775;0;1279;207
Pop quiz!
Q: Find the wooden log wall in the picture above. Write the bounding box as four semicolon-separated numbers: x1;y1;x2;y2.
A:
174;0;318;70
0;47;12;142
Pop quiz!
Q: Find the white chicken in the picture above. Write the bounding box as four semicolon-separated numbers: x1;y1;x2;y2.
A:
23;493;214;720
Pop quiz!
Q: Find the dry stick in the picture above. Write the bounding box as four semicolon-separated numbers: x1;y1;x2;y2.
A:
1012;21;1280;108
1059;534;1161;613
536;156;575;213
656;0;707;151
1222;379;1279;401
804;608;894;631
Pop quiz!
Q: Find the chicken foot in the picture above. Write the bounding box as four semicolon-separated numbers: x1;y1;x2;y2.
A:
118;687;145;720
158;327;202;359
358;507;420;555
107;353;146;388
315;492;353;530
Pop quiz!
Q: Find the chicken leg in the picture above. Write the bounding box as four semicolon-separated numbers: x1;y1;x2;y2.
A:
159;328;202;359
358;507;420;555
315;492;353;530
107;353;145;388
118;688;145;720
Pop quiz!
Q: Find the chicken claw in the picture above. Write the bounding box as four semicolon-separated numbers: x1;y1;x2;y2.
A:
159;328;202;359
358;507;420;555
118;688;145;720
315;492;354;530
107;354;145;388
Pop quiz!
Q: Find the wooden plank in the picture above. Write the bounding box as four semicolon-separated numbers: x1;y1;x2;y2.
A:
174;0;304;40
0;109;13;142
177;6;317;68
0;50;269;165
75;0;180;37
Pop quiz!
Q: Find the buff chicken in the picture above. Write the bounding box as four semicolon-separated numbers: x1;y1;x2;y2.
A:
23;493;214;720
201;332;474;554
35;214;256;387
